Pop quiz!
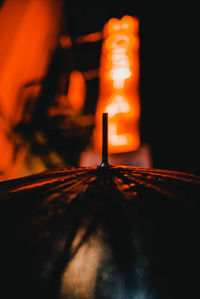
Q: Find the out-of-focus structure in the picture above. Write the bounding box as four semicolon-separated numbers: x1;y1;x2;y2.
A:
94;16;140;154
0;0;199;180
80;16;151;168
0;0;62;179
0;0;150;180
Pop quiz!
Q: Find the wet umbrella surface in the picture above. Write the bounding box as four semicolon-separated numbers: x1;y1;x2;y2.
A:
0;114;200;299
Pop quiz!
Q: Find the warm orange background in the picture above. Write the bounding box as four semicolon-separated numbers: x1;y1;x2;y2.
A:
0;0;62;180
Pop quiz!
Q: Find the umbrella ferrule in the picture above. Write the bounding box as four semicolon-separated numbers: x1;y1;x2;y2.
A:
100;113;109;168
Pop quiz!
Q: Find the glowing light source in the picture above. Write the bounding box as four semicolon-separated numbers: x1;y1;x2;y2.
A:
67;71;86;111
105;94;130;118
75;32;102;44
94;15;140;154
0;0;62;179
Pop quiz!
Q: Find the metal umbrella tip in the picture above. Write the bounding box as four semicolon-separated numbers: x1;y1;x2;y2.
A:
100;113;110;168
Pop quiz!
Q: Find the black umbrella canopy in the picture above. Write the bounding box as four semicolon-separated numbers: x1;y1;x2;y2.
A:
0;115;200;299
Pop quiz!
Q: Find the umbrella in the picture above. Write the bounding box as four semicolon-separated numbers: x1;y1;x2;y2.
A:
0;114;200;299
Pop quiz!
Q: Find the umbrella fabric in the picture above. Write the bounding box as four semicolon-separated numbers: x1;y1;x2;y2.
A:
0;165;200;299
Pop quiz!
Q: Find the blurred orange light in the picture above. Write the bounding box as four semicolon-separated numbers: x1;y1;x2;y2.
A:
104;15;139;38
105;93;130;118
0;0;62;179
105;33;136;51
60;35;72;49
67;71;86;111
75;32;102;44
94;15;140;154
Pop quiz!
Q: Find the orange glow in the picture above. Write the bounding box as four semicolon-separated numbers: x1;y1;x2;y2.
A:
104;15;139;37
67;71;86;111
0;0;61;123
60;35;72;49
94;16;140;153
75;32;102;44
0;0;62;179
105;93;131;118
82;68;99;80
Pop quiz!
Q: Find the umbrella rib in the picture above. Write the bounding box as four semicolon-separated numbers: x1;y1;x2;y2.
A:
42;173;96;197
5;170;95;195
120;171;199;206
121;167;200;184
22;175;99;218
0;170;92;194
115;169;175;199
